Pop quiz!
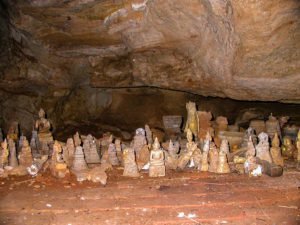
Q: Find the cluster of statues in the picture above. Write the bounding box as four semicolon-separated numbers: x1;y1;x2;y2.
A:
0;103;299;186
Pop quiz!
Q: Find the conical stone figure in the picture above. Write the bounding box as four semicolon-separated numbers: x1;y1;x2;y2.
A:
217;139;230;174
149;137;165;177
256;132;272;163
72;146;88;171
201;132;210;172
123;147;139;177
65;138;75;167
115;139;123;165
83;136;101;164
270;133;284;167
108;142;119;166
30;131;39;158
18;138;33;168
208;142;219;173
8;139;18;168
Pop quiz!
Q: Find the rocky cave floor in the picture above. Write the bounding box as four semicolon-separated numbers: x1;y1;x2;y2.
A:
0;165;299;225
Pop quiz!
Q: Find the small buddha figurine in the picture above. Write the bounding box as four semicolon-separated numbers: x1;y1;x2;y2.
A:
108;141;119;166
201;132;210;172
184;101;198;138
7;121;19;141
35;108;53;146
266;114;281;140
123;147;139;177
208;142;219;173
8;138;18;168
217;139;230;174
145;124;153;145
177;129;199;170
131;128;147;156
0;139;9;168
256;132;272;163
149;137;165;177
270;133;284;167
244;136;257;175
50;141;69;178
18;138;33;168
165;140;179;170
281;136;296;159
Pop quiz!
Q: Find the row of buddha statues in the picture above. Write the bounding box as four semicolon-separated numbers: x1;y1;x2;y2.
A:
0;104;299;185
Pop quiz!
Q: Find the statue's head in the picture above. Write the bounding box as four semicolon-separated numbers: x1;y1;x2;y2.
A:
38;108;46;118
153;137;160;150
186;101;196;113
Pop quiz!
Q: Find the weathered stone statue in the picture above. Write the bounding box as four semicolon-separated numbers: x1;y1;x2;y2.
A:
197;111;213;141
184;101;198;138
18;138;33;168
165;140;179;170
177;129;199;170
73;132;81;147
115;139;123;165
35;109;53;155
30;130;39;158
123;147;139;177
281;136;296;159
27;155;48;177
145;124;153;145
149;137;165;177
217;139;230;173
131;128;147;155
256;132;272;163
108;142;119;166
65;138;75;167
270;133;284;167
7;121;19;141
50;141;69;178
136;144;150;170
83;136;101;164
8;139;18;168
244;136;259;175
208;142;219;173
0;139;9;168
201;132;210;172
72;146;88;171
266;114;281;140
240;127;257;149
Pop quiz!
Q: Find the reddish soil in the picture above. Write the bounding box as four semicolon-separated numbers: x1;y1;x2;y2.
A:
0;169;299;225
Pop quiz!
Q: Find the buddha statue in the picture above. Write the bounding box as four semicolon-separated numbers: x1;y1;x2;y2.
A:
177;129;200;170
165;140;179;170
201;132;211;172
50;141;69;178
256;132;272;163
217;139;230;174
0;139;9;168
149;137;165;177
18;138;33;168
72;146;88;171
8;138;18;168
281;136;296;159
266;114;281;140
184;101;198;138
35;109;53;145
83;135;101;164
131;128;147;156
108;141;119;166
208;142;218;173
123;147;139;177
7;121;19;141
244;136;257;175
270;133;284;167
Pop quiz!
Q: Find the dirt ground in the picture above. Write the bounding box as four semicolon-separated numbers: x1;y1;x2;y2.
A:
0;168;299;225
